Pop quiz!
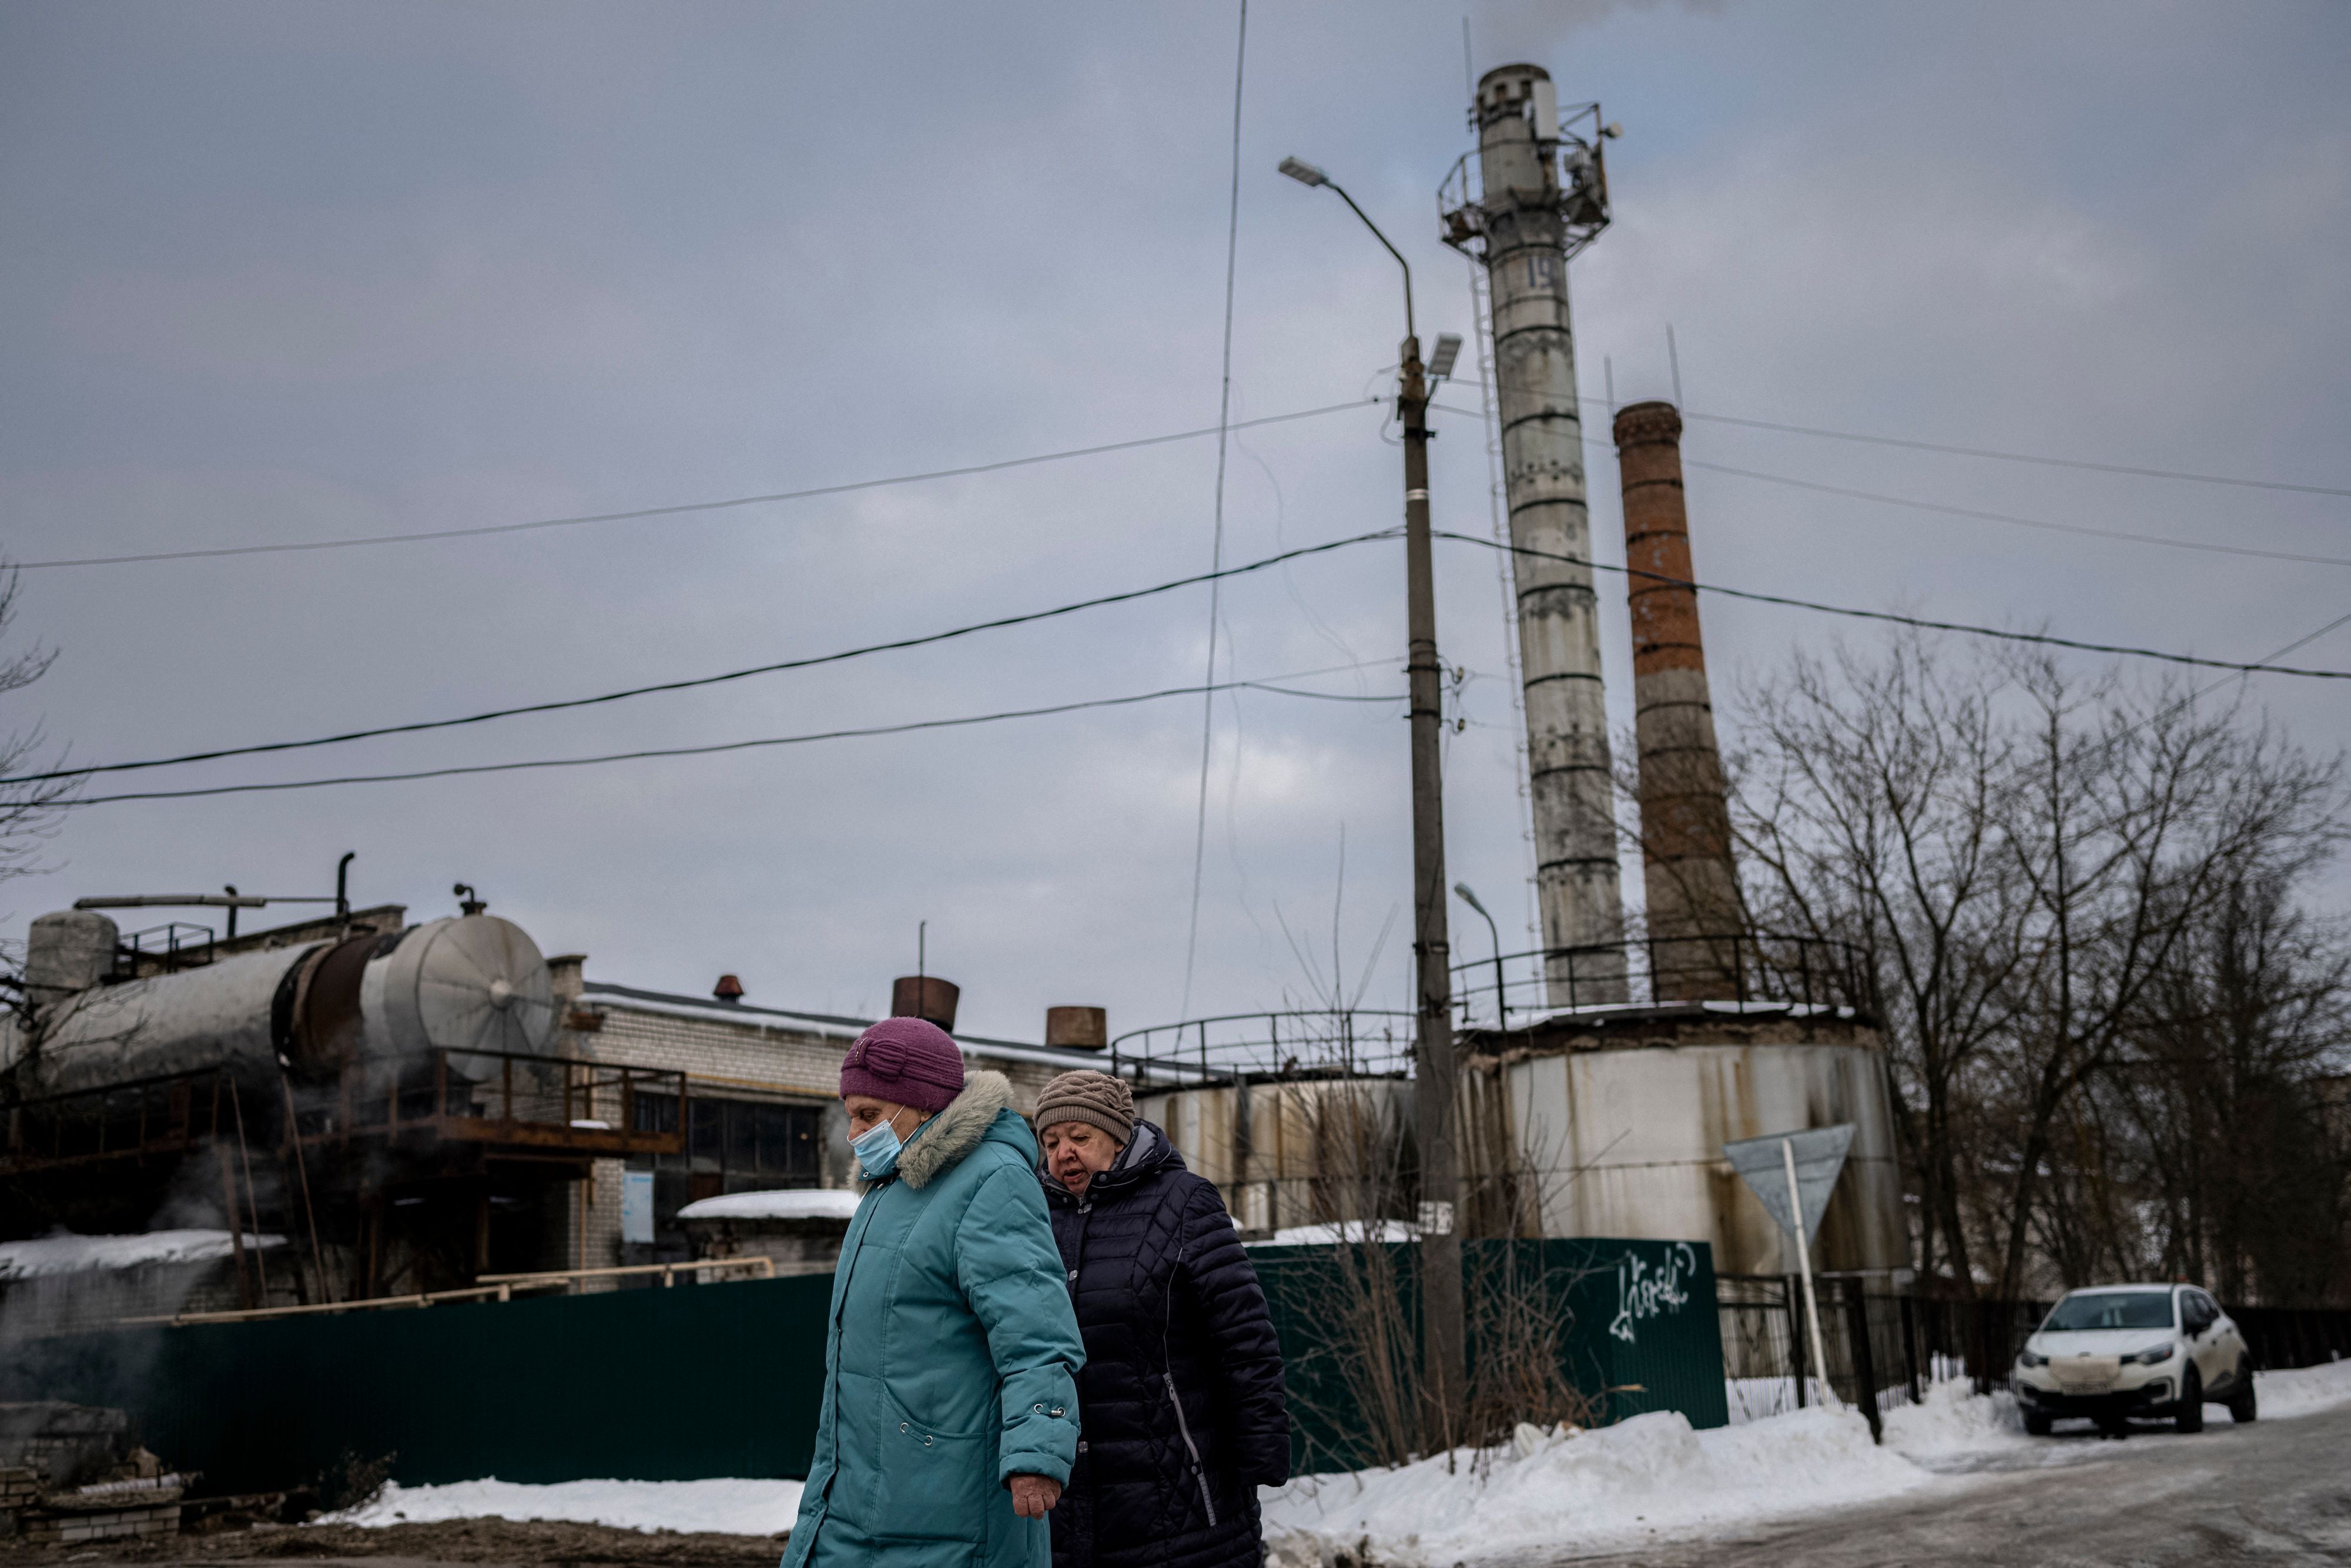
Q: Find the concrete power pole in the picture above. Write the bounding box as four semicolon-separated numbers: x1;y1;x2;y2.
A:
1280;154;1466;1446
1442;65;1627;1007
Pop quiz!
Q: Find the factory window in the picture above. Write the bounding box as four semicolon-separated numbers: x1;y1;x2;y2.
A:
673;1097;819;1184
632;1090;681;1135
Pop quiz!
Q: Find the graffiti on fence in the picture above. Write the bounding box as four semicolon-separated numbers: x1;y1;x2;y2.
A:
1609;1242;1697;1344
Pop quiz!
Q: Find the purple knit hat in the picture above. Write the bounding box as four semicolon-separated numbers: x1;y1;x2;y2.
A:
839;1016;966;1113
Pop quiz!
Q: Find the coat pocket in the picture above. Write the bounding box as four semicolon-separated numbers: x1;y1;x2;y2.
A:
869;1388;992;1544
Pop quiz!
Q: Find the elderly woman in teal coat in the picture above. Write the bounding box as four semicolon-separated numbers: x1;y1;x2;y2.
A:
785;1018;1086;1568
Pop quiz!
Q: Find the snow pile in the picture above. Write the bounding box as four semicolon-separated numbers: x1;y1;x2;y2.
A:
676;1190;861;1223
1880;1375;2022;1455
0;1230;286;1280
332;1477;805;1535
1261;1404;1927;1564
2255;1356;2351;1419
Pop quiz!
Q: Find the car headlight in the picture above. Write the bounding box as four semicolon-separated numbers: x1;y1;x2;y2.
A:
2018;1349;2048;1368
2128;1343;2175;1365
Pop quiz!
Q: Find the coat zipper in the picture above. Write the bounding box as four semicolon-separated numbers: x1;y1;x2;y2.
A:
1163;1371;1218;1527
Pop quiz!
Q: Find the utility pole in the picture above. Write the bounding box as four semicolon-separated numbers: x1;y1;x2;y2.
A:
1280;156;1465;1445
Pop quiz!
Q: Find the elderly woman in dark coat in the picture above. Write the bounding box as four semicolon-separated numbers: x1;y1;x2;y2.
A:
1033;1070;1288;1568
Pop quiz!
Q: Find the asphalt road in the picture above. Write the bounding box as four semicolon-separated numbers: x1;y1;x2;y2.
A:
1558;1399;2351;1567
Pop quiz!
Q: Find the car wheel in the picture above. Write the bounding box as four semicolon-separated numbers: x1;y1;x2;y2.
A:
2229;1361;2258;1423
2023;1410;2053;1437
2175;1365;2204;1433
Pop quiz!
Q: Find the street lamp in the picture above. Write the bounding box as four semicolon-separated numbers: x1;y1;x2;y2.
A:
1282;154;1464;1438
1454;882;1508;1028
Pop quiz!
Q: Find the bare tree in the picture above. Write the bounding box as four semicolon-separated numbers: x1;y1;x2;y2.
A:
1728;633;2028;1295
0;567;75;993
1726;632;2350;1301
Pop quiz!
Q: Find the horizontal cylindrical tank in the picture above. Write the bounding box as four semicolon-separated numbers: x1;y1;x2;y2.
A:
1469;1011;1906;1275
21;915;557;1100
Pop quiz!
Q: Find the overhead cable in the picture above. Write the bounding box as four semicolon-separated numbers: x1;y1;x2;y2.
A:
1436;532;2351;681
1426;402;2349;499
1682;460;2351;569
0;529;1399;785
1674;408;2351;500
18;399;1382;572
69;675;1402;806
1182;0;1250;1017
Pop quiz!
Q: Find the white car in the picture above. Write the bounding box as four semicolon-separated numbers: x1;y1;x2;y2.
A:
2011;1283;2256;1436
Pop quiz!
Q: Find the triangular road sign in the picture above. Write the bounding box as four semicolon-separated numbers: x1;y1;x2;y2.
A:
1722;1124;1854;1245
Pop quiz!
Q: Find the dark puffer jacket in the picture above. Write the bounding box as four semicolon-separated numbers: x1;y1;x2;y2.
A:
1041;1122;1288;1568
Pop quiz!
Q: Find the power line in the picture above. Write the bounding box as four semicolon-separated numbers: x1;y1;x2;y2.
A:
1682;460;2351;570
1183;0;1249;1018
16;398;1382;572
1436;531;2351;681
1;529;1398;785
1428;400;2350;500
1676;408;2351;500
69;674;1401;806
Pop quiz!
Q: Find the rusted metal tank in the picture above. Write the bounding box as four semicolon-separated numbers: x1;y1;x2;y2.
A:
19;914;557;1100
1138;1076;1414;1237
1462;1004;1907;1276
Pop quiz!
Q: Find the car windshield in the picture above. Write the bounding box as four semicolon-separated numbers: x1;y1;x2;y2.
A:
2043;1290;2173;1331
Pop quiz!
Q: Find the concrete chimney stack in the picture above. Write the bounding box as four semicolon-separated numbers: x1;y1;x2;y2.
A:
1458;63;1627;1005
1613;401;1742;998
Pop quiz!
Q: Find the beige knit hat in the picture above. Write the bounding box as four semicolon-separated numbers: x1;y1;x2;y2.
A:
1034;1070;1135;1143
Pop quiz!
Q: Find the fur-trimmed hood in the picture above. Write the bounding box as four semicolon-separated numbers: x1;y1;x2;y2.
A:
860;1069;1016;1190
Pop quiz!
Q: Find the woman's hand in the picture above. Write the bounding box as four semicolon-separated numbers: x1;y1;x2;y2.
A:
1009;1474;1063;1519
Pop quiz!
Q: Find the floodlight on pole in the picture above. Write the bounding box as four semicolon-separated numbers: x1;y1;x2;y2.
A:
1427;333;1463;381
1277;156;1329;187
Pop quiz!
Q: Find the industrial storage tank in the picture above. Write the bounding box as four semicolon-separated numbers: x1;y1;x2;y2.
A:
18;912;557;1100
1461;1003;1907;1276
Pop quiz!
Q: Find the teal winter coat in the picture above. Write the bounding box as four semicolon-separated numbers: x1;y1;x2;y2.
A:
785;1071;1086;1568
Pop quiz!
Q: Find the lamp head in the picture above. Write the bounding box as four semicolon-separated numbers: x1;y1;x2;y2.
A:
1427;333;1463;381
1452;882;1489;917
1277;156;1329;188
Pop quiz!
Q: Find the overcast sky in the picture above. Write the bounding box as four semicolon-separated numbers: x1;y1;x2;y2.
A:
1;1;2346;1045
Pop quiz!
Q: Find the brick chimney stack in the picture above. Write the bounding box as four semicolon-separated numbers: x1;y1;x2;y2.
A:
1613;401;1743;999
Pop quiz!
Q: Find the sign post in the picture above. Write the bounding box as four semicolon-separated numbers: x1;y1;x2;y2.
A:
1723;1124;1855;1409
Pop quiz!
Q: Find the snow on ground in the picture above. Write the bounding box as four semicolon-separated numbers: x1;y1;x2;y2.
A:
675;1189;862;1222
317;1361;2351;1549
331;1478;805;1536
0;1229;285;1279
2252;1355;2351;1418
1261;1405;1927;1565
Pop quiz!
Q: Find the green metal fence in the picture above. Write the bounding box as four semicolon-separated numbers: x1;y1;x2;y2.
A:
0;1274;836;1495
0;1237;1726;1494
1250;1237;1728;1473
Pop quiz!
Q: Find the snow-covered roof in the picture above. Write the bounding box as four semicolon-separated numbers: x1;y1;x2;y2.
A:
676;1189;863;1223
0;1229;286;1281
1248;1220;1420;1248
575;981;1111;1071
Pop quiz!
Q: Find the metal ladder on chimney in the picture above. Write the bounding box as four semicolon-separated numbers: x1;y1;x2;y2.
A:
1465;255;1544;983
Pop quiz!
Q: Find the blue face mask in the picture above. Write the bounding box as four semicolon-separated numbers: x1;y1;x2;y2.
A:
852;1115;905;1180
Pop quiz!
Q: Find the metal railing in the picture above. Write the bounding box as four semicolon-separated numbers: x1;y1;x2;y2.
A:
110;923;216;979
1449;931;1880;1028
1107;1010;1419;1087
0;1050;689;1174
293;1047;687;1158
